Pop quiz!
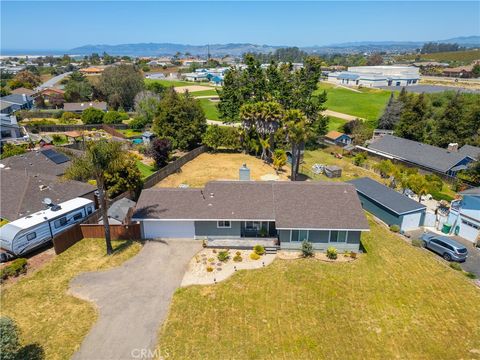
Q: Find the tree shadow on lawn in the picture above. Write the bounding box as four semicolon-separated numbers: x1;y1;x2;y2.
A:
16;343;45;360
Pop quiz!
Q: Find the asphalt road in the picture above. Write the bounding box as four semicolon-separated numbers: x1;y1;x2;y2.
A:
36;71;72;90
70;239;201;360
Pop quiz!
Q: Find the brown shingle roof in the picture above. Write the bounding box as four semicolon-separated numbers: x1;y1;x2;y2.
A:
134;181;369;231
0;169;95;221
11;87;36;96
325;130;345;140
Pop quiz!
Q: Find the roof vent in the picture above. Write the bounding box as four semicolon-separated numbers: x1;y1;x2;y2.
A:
210;192;214;198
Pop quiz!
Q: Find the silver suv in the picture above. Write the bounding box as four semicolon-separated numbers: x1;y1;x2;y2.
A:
421;233;468;262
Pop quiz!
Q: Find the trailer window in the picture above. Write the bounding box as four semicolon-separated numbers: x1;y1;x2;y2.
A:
73;213;82;221
87;207;93;215
26;232;36;241
54;217;68;228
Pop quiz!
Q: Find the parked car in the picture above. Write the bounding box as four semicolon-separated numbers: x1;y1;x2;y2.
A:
420;233;468;262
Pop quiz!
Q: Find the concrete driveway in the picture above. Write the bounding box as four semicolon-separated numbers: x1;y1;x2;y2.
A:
409;229;480;277
70;239;201;360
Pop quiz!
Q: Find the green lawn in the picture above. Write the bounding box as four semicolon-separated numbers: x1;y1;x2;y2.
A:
316;82;392;123
198;98;220;120
192;89;219;97
0;239;141;360
327;116;347;132
136;160;156;179
157;218;480;359
118;129;143;138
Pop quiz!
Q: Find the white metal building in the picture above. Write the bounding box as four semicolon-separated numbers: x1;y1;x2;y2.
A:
328;66;420;87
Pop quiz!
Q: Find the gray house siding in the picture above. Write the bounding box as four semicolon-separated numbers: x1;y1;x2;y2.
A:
279;229;362;251
194;221;241;238
357;193;402;227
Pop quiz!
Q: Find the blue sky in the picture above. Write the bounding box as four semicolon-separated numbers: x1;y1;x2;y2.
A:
1;1;479;50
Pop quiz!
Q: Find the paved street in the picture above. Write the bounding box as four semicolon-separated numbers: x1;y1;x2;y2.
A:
70;239;201;360
36;71;72;90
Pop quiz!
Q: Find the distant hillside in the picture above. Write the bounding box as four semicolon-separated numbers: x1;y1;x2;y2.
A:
398;49;480;63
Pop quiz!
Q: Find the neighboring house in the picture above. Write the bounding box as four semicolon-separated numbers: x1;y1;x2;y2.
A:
459;144;480;161
348;177;426;232
0;167;95;221
328;66;420;87
324;131;352;146
184;72;208;82
79;67;105;74
442;64;476;78
133;181;370;251
448;187;480;243
0;114;22;142
362;135;474;177
0;94;34;114
39;87;65;98
11;87;37;97
63;101;107;113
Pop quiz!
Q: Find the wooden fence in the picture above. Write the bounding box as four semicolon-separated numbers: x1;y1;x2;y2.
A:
143;145;207;188
52;222;141;254
101;124;127;139
25;123;128;133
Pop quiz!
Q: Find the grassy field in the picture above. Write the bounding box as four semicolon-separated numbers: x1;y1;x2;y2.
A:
316;82;391;122
157;218;480;359
398;49;480;63
327;116;347;132
118;128;143;138
198;98;220;120
157;152;287;187
136;160;156;179
192;89;219;97
0;239;141;360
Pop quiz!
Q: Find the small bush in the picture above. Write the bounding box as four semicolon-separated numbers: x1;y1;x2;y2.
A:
207;257;214;263
82;107;105;124
217;251;230;262
301;240;314;257
411;239;423;247
389;224;400;233
465;272;477;279
253;245;265;256
233;255;243;262
235;251;241;256
353;152;367;166
206;266;214;272
0;258;27;281
0;316;20;360
450;263;462;271
326;246;337;260
250;252;261;260
103;111;124;124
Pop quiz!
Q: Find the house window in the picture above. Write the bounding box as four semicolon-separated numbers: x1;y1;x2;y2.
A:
462;219;480;230
290;230;308;242
245;221;261;230
73;213;83;221
54;217;68;229
26;232;36;241
217;221;231;228
330;231;347;243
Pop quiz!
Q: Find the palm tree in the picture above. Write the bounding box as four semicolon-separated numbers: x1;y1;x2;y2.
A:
284;109;308;181
65;140;125;255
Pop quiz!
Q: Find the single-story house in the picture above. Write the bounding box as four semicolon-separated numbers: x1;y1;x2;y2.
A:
184;72;208;82
11;87;37;97
363;135;475;177
324;131;352;146
459;144;480;161
132;181;370;251
0;114;22;142
328;66;420;87
448;187;480;243
63;101;107;113
0;94;34;114
442;64;476;78
348;177;426;232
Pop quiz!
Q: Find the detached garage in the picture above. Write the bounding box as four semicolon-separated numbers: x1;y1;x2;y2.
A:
348;177;426;232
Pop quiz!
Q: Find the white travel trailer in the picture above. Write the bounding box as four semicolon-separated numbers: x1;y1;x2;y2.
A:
0;197;95;257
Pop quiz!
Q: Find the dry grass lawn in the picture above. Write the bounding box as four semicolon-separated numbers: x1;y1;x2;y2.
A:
0;239;141;360
157;218;480;359
156;152;288;188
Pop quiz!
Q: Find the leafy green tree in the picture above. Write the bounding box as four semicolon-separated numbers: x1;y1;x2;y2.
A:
134;92;161;125
98;64;144;110
152;89;207;150
0;316;20;360
64;72;92;102
378;93;403;130
395;93;429;141
8;70;40;89
407;173;429;202
104;155;143;197
103;111;126;124
145;81;166;95
284;109;309;180
65;140;126;255
81;107;105;124
272;149;287;174
433;93;464;147
202;125;241;151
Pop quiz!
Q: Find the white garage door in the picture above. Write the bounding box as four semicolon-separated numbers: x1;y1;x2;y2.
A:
143;221;195;239
401;211;423;232
458;219;480;243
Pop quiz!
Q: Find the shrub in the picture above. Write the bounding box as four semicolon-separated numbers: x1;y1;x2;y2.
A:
253;245;265;256
389;224;400;233
206;266;214;272
350;251;357;259
353;152;367;166
465;272;477;279
103;110;124;124
450;263;462;271
217;251;230;262
326;246;338;260
301;240;314;257
429;190;454;202
0;316;20;360
60;111;77;124
81;107;105;124
235;251;241;256
202;125;241;151
0;258;28;281
0;143;27;159
411;239;423;247
207;257;214;263
233;255;243;262
250;252;261;260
